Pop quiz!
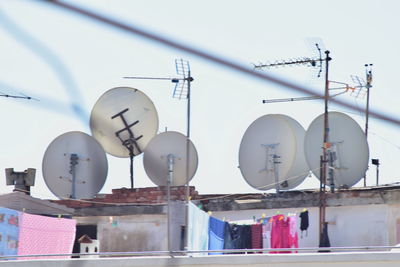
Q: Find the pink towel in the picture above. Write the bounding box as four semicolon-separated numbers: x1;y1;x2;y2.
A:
18;213;76;259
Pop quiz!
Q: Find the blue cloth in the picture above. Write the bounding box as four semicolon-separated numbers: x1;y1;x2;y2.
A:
208;217;225;255
0;208;20;257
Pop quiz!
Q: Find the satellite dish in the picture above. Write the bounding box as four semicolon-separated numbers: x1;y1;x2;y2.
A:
42;131;108;199
143;131;198;186
90;87;159;158
304;111;369;188
239;114;309;191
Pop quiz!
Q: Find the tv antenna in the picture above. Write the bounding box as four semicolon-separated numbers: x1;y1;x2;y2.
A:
349;63;373;186
350;64;373;136
124;59;194;251
255;43;333;248
254;43;325;78
124;59;193;134
261;80;356;104
0;91;37;100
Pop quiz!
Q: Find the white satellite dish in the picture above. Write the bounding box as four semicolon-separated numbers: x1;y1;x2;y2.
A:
239;114;309;192
143;131;198;186
90;86;159;188
90;87;159;158
42;131;108;199
304;111;369;188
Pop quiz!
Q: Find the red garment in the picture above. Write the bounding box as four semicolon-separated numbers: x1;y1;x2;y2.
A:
270;214;300;254
270;214;290;253
251;223;263;252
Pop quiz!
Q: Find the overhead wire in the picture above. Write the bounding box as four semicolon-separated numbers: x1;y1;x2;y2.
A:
42;0;400;127
0;6;88;124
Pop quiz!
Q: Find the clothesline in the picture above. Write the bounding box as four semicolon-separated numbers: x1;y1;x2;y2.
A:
188;202;310;255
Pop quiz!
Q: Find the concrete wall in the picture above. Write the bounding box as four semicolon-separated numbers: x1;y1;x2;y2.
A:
74;201;399;252
387;204;400;245
75;202;186;252
4;252;400;267
213;204;391;248
77;214;167;252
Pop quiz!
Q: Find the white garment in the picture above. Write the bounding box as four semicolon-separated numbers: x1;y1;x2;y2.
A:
262;221;271;249
188;202;210;255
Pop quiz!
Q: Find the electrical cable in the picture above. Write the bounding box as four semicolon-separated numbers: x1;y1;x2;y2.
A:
42;0;400;127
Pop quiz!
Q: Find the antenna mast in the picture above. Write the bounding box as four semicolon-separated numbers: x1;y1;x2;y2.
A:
364;64;373;138
255;43;334;248
124;59;194;252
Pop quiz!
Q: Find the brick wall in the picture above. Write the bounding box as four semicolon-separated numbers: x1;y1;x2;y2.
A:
52;186;198;208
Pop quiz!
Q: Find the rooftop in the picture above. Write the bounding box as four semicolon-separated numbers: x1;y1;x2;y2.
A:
49;184;400;216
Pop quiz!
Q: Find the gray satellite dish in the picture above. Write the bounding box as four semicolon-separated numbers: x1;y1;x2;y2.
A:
143;131;198;186
239;114;309;192
42;131;108;199
90;87;159;158
304;111;369;188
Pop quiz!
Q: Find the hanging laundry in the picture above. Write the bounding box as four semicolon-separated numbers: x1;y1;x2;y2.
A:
0;208;20;258
18;213;76;259
239;225;252;250
288;215;299;251
299;210;309;238
188;202;210;255
270;214;290;253
251;223;263;252
208;217;225;255
261;217;272;250
223;223;252;253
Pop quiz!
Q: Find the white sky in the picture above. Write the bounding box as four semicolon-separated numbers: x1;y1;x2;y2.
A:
0;0;399;199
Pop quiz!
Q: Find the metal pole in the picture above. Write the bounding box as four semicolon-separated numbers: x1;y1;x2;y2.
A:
184;71;191;251
364;64;372;187
167;154;174;254
70;153;79;199
273;154;280;196
130;152;134;189
376;164;379;186
319;155;326;243
320;50;331;246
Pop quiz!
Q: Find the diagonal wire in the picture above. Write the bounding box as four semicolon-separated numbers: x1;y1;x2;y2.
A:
0;6;88;124
42;0;400;127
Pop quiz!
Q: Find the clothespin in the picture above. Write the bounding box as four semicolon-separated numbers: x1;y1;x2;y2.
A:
188;196;192;200
222;217;226;221
262;213;266;218
58;214;62;219
302;208;307;212
22;208;26;213
207;211;212;216
109;216;113;224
